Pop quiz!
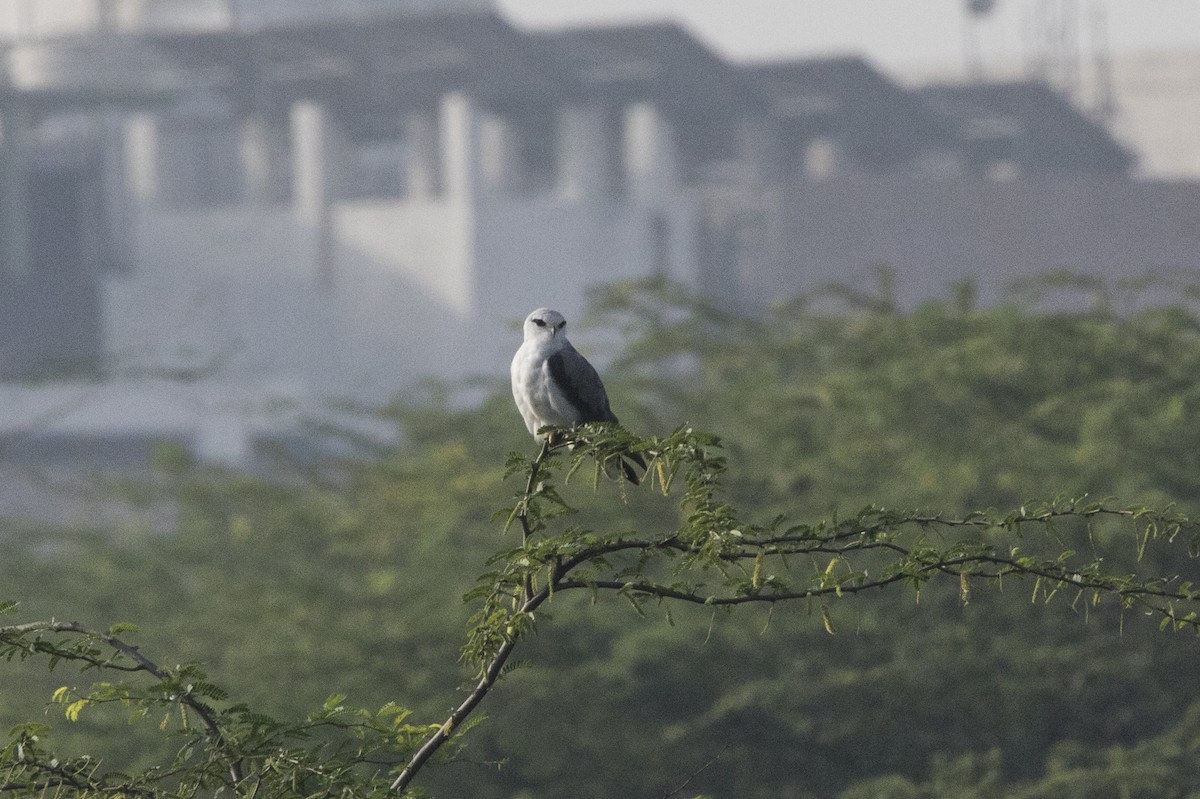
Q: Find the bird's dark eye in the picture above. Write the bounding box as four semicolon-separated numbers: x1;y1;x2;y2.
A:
532;318;546;327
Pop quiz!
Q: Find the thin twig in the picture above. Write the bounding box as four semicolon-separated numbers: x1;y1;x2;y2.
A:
391;440;554;793
390;588;549;792
517;439;552;601
661;744;728;799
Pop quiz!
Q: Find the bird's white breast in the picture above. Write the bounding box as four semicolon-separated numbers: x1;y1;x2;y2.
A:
511;338;577;436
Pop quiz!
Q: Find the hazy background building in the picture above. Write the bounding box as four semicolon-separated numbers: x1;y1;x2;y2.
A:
1;0;1198;474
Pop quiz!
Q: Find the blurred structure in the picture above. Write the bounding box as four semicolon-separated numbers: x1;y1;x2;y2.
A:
919;81;1132;177
962;0;998;80
1;0;1199;469
740;58;1198;310
2;3;707;401
1107;51;1200;178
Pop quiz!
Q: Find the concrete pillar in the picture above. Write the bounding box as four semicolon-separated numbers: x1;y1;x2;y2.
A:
291;99;344;289
403;108;440;199
802;137;841;183
0;108;32;278
111;0;149;30
439;92;481;201
557;105;609;201
291;100;340;222
621;102;702;287
478;110;518;196
623;101;678;205
124;112;160;203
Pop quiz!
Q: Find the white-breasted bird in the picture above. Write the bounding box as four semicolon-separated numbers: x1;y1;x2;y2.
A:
510;307;643;482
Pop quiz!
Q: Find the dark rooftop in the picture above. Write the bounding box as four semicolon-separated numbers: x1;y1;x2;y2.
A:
1;37;191;113
143;10;579;113
919;81;1134;175
743;56;955;169
542;22;766;118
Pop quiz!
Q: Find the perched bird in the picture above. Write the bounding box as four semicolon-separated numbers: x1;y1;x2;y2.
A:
510;307;643;482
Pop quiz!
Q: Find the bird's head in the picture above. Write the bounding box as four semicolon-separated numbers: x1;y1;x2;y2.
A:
523;308;568;342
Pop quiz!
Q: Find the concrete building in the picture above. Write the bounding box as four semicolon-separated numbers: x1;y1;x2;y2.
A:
0;0;492;36
900;47;1200;183
2;3;1199;469
2;7;720;401
737;57;1200;308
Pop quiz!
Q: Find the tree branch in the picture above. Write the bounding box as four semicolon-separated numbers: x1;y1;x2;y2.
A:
389;432;1200;794
515;438;552;601
660;744;728;799
0;620;245;786
389;588;549;792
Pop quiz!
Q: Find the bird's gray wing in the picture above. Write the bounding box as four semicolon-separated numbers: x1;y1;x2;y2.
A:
547;343;619;424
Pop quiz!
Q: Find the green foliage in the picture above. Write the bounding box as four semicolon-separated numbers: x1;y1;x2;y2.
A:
0;617;451;797
840;699;1200;799
590;279;1200;514
5;277;1200;797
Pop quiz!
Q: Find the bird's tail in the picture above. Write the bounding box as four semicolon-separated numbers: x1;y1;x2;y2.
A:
556;423;647;485
603;449;646;485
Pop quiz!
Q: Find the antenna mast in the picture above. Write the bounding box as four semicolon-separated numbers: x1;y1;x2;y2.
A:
963;0;998;81
1026;0;1116;118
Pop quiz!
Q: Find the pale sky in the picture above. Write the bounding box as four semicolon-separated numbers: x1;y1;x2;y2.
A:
497;0;1200;76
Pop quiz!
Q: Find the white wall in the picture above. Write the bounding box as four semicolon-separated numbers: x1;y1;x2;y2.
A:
336;198;475;311
103;196;486;399
470;190;698;374
0;0;98;39
103;188;697;398
0;0;495;38
103;205;347;386
332;197;478;394
100;88;699;397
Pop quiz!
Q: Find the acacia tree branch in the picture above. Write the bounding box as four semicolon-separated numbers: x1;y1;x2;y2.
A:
389;587;550;793
516;438;553;601
516;438;552;547
379;429;1200;794
660;744;728;799
551;554;1198;618
0;620;245;786
392;439;561;793
553;576;908;604
1;759;159;799
742;505;1177;548
7;425;1196;798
